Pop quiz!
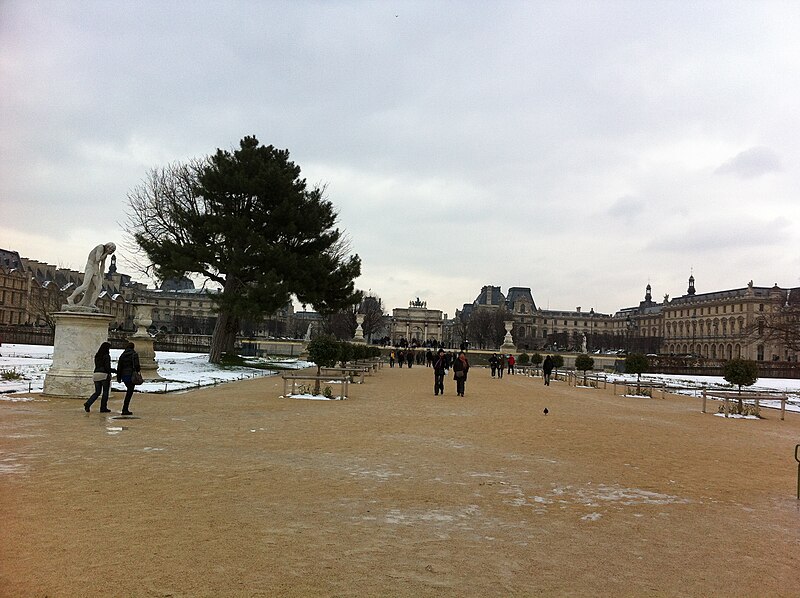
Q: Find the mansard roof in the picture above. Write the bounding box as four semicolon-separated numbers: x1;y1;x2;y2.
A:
668;285;775;305
506;287;537;310
474;285;505;307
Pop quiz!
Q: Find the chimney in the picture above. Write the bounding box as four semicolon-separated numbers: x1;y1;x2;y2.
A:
576;306;581;313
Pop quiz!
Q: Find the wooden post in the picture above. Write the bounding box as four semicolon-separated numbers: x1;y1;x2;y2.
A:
702;389;707;414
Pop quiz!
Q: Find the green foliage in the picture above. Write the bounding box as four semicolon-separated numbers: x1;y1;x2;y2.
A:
575;354;594;372
517;353;530;366
551;354;564;371
530;353;543;367
625;353;649;381
575;353;594;385
722;358;759;392
307;335;340;371
323;386;333;399
127;136;362;363
338;342;354;366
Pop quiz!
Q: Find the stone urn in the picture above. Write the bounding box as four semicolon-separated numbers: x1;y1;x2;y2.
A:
129;302;162;381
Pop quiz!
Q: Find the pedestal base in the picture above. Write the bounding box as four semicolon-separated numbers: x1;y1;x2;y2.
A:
128;333;163;381
43;311;113;399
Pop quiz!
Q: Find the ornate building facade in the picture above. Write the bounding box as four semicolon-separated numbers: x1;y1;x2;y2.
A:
389;298;445;346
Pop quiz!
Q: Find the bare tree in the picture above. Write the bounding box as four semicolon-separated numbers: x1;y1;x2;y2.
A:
27;281;65;330
467;308;506;349
744;288;800;353
359;293;385;343
321;305;357;340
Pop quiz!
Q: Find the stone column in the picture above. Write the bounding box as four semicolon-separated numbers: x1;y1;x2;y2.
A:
43;310;113;398
128;302;163;381
353;314;365;344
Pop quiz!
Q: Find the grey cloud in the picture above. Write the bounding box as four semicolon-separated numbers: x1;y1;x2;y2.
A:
715;147;782;178
606;196;646;220
647;217;789;252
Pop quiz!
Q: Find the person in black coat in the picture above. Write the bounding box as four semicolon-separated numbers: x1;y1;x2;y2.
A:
488;353;498;378
116;342;141;415
452;351;470;396
84;342;115;413
433;349;448;396
543;355;554;386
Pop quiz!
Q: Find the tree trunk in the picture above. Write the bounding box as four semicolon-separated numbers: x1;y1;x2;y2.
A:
208;310;239;364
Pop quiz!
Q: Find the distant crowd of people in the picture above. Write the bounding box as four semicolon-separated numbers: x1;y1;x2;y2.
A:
388;345;558;397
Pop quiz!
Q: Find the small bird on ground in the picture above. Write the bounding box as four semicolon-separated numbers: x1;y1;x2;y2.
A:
543;408;549;415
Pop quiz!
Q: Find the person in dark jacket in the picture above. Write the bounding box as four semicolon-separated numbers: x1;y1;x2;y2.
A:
116;342;141;415
433;349;448;396
452;351;470;396
488;353;498;378
497;354;505;379
83;342;115;413
543;355;554;386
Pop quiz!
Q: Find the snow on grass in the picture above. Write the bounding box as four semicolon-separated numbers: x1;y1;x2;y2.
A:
607;372;800;413
0;343;313;396
281;393;346;401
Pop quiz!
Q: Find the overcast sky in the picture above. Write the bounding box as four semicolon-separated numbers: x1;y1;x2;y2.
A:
2;1;799;317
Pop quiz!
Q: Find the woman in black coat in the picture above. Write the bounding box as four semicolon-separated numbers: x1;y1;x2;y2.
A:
116;342;141;415
452;351;470;397
83;342;115;413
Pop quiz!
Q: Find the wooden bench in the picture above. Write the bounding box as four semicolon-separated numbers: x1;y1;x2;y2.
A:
613;380;666;398
570;372;608;389
319;366;370;384
352;360;379;374
701;389;788;420
516;365;539;377
281;373;349;400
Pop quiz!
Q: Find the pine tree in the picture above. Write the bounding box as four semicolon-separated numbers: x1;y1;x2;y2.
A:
127;136;361;363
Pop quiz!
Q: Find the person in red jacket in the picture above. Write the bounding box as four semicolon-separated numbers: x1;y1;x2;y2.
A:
507;354;516;375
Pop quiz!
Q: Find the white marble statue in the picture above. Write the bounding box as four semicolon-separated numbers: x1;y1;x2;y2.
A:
66;242;116;308
581;333;587;354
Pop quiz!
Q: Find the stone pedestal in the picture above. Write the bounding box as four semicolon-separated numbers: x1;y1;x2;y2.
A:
129;303;162;381
43;310;113;399
353;314;366;344
500;320;516;351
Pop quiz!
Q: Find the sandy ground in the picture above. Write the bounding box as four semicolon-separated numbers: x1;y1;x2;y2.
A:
1;364;799;597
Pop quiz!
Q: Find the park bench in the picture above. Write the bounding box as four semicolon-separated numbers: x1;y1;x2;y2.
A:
516;365;539;377
701;389;788;420
352;360;379;374
281;373;350;400
613;380;666;398
569;372;608;389
319;365;370;384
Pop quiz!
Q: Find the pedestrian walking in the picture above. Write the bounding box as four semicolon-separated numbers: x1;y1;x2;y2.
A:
433;349;448;396
543;354;554;386
117;342;141;415
83;342;115;413
453;351;470;396
497;354;505;379
489;353;498;378
507;354;516;375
